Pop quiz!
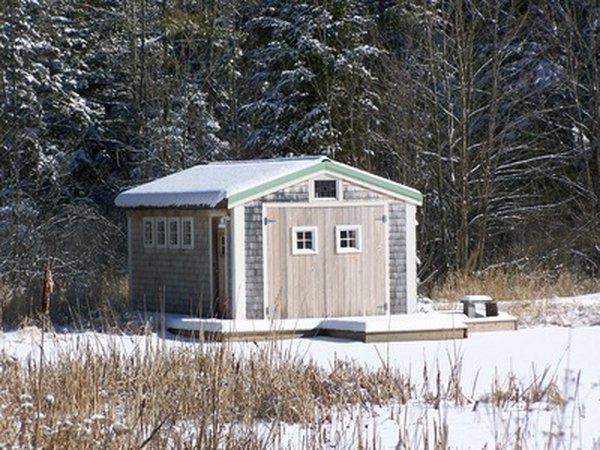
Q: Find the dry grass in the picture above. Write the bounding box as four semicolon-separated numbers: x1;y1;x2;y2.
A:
0;334;414;449
477;367;566;410
429;269;600;302
428;269;600;327
0;272;130;330
0;329;578;449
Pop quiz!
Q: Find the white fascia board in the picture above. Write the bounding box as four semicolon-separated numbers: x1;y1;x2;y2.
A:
230;205;246;320
405;203;418;313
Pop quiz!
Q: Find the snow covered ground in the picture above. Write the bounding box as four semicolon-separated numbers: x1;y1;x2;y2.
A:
1;294;600;449
280;326;600;449
421;291;600;328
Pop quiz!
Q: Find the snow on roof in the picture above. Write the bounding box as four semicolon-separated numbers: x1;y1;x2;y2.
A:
115;155;423;208
115;156;327;208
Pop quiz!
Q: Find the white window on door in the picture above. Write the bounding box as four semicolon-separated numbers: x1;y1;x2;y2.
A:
181;217;194;249
336;225;362;253
155;218;167;248
291;226;318;255
168;217;180;248
143;218;154;248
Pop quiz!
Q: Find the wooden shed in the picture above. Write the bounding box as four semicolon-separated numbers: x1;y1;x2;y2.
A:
115;156;423;320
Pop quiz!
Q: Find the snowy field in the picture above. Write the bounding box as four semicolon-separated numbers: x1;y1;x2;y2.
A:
1;294;600;449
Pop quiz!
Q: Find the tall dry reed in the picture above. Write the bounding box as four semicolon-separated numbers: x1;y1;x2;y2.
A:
0;329;577;449
429;269;600;302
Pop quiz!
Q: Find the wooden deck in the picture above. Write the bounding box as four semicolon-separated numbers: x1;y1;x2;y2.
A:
148;311;517;343
459;313;518;333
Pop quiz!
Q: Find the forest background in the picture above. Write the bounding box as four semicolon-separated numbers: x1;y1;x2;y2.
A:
1;0;599;324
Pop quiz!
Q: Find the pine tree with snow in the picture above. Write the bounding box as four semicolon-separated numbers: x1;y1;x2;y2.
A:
240;0;383;163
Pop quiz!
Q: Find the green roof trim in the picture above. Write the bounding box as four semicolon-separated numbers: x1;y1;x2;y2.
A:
227;159;423;207
321;160;423;204
227;164;320;206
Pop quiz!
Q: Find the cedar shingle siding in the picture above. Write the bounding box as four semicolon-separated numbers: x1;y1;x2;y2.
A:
128;209;215;314
388;202;408;314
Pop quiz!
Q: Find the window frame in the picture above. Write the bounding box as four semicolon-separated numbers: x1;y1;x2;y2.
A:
143;217;155;248
291;226;318;255
335;225;362;254
181;217;194;249
168;217;180;249
155;217;167;249
311;179;341;201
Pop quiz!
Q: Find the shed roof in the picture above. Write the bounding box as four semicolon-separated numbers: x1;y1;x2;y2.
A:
115;156;423;208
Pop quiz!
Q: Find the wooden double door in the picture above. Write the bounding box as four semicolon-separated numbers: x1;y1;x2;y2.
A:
265;205;388;319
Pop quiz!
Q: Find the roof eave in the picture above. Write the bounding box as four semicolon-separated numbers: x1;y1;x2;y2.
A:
115;190;227;209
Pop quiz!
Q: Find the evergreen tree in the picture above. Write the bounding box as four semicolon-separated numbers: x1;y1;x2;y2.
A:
240;0;382;163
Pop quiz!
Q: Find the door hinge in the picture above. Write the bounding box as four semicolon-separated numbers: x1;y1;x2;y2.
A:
263;217;276;226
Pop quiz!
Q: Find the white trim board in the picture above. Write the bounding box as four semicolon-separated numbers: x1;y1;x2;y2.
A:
231;206;246;320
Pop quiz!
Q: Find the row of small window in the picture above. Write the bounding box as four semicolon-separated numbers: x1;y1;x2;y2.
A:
292;225;361;255
143;217;194;249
